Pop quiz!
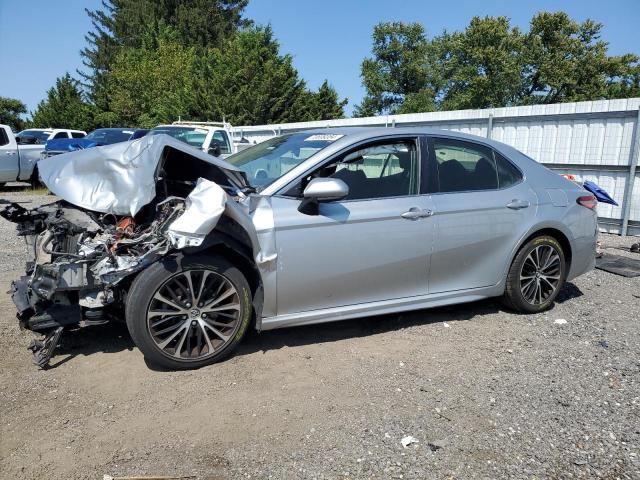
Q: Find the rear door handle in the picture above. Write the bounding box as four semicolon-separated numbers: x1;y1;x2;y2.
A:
506;199;530;210
401;207;434;220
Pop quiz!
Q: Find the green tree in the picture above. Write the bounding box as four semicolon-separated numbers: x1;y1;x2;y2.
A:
355;22;431;116
357;13;640;115
194;27;346;124
31;74;95;131
105;31;199;127
80;0;250;110
103;26;347;126
524;12;640;102
309;80;348;120
0;97;28;131
435;16;526;110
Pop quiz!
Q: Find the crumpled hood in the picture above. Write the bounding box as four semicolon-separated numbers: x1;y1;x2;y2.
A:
45;138;102;152
38;134;248;217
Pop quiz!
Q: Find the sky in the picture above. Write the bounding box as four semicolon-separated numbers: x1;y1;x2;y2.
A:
0;0;639;118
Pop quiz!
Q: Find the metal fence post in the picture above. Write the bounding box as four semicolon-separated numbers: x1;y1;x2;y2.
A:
621;107;640;236
486;114;493;139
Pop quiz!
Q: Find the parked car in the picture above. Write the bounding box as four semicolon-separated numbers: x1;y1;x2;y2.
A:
148;121;236;157
15;128;86;145
0;125;72;185
1;128;597;369
0;126;87;185
41;128;149;158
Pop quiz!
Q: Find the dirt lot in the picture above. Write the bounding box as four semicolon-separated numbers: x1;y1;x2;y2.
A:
0;187;639;480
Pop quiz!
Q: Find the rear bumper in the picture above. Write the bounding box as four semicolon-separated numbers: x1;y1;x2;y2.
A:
567;233;597;281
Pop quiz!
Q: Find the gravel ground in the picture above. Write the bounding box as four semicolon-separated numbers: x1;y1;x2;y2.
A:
0;188;638;480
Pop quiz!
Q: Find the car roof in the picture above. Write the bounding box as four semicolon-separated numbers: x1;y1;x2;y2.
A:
92;127;143;132
154;124;222;130
292;126;527;158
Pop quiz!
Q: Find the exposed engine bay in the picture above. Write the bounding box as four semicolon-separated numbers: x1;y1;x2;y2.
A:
0;134;265;368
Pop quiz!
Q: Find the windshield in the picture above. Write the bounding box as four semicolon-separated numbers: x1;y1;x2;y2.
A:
226;133;342;190
86;128;134;144
148;126;207;148
16;130;51;143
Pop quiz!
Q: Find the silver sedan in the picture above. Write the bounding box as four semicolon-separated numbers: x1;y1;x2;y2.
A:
5;127;598;369
128;127;597;368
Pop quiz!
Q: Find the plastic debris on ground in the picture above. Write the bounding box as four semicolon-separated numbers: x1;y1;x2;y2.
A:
401;435;420;448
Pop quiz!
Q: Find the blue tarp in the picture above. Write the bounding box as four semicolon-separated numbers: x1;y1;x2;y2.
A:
583;180;618;206
45;138;100;152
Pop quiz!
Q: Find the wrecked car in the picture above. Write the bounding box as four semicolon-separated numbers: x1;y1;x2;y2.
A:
1;128;598;370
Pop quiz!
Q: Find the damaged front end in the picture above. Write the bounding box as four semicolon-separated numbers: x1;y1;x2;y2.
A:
1;134;258;367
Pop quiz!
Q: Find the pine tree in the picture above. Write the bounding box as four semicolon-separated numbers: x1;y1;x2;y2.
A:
31;74;95;131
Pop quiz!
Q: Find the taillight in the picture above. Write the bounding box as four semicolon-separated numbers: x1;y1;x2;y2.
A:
577;195;597;210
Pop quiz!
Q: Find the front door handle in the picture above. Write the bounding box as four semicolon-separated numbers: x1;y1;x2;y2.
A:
401;207;434;220
506;199;530;210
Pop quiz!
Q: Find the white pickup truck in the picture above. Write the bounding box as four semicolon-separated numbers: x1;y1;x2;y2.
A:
147;121;237;157
0;125;87;185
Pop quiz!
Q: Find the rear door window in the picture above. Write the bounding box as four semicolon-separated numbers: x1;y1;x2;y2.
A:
52;132;69;139
431;137;498;193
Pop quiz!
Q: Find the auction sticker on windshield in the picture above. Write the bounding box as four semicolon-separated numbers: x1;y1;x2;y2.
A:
304;134;344;142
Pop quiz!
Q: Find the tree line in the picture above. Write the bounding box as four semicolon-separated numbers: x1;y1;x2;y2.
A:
1;4;638;133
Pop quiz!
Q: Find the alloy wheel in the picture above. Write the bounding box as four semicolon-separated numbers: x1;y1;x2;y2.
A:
519;244;562;305
146;269;241;360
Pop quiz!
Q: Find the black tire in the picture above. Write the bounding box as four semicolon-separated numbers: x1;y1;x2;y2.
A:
502;235;566;313
125;254;252;369
29;166;42;188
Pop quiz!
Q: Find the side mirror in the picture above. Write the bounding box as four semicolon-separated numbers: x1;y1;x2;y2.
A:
298;178;349;215
208;141;222;157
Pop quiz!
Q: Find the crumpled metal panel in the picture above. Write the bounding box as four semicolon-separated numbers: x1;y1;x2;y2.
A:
167;178;227;248
38;134;245;216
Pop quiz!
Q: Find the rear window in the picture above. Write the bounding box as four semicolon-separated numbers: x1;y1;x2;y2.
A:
16;130;51;144
149;127;208;148
86;129;133;144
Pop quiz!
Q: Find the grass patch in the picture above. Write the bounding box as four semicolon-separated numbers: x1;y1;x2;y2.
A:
28;185;50;195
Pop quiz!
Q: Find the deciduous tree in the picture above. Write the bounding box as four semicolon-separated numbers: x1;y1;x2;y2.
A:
0;97;28;132
356;12;640;116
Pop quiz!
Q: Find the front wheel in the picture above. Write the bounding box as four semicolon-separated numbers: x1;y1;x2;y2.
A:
125;254;252;369
502;235;566;313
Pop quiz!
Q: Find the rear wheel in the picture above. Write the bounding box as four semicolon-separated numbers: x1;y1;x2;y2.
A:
125;254;252;369
502;235;566;313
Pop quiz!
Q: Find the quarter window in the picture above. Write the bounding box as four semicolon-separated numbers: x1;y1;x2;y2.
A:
433;138;498;192
322;141;419;200
71;132;85;138
495;152;522;189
